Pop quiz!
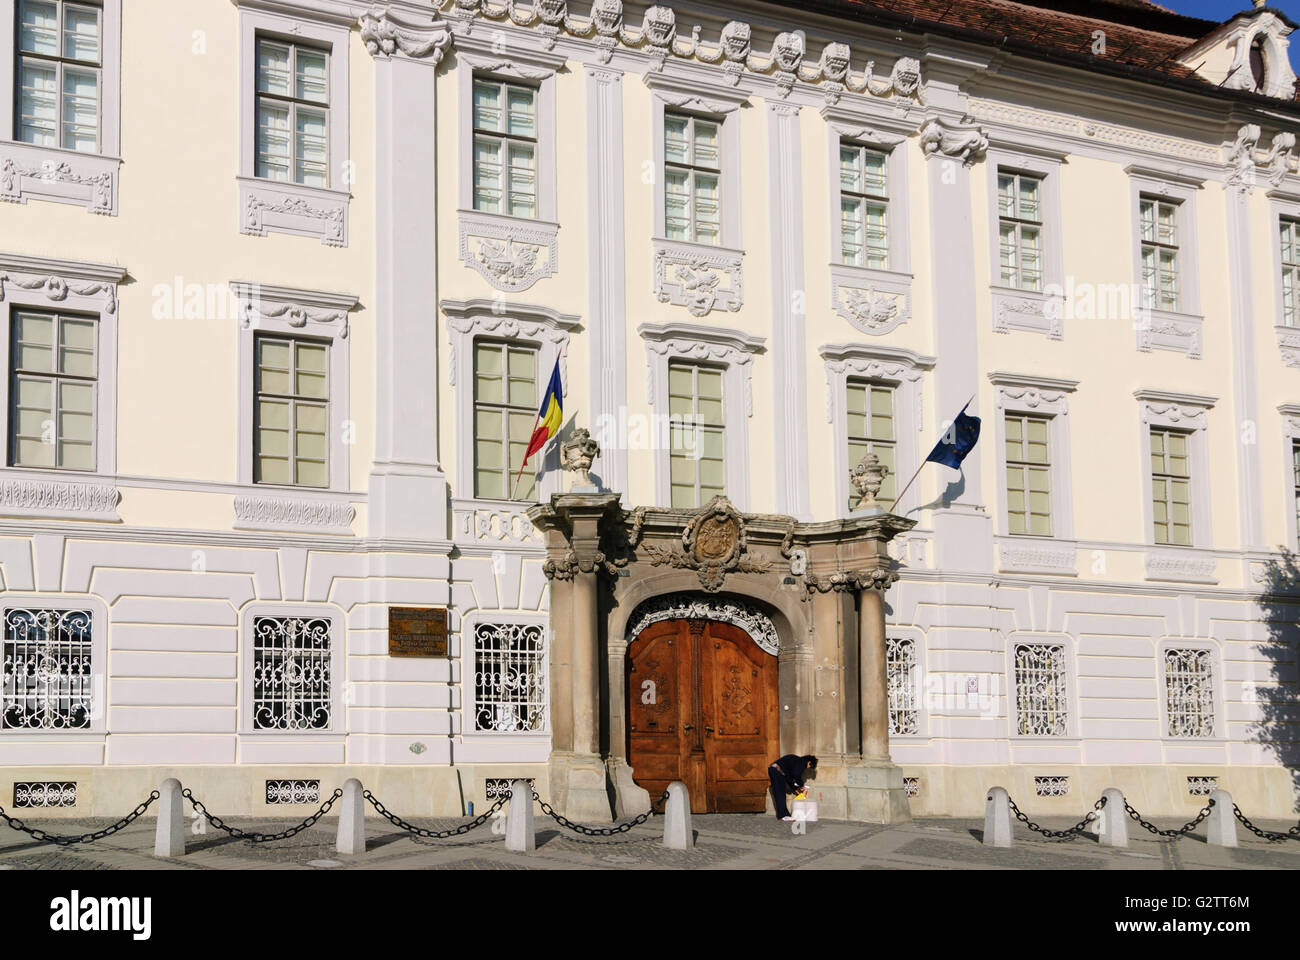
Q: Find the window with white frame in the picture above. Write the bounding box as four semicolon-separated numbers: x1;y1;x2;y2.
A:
846;380;896;510
473;621;546;732
1012;642;1068;736
997;170;1043;291
254;335;329;488
1150;426;1192;545
668;362;725;509
254;37;329;187
473;340;538;501
10;309;96;470
15;0;101;153
1163;647;1215;738
472;77;537;219
1282;217;1299;327
886;636;918;736
839;141;888;268
664;112;721;246
250;615;332;730
1140;195;1181;312
2;607;92;729
1004;413;1051;536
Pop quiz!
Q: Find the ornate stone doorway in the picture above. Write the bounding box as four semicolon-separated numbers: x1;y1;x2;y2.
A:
627;617;779;813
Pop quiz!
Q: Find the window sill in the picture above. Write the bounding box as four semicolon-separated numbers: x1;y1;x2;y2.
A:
831;263;912;335
233;492;356;535
997;537;1077;575
0;468;121;522
457;209;559;292
1275;324;1300;367
238;176;349;247
0;140;119;215
990;285;1063;340
653;237;745;317
1144;547;1218;584
1137;308;1203;359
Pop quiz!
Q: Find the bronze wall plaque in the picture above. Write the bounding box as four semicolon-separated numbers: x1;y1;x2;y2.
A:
388;607;448;658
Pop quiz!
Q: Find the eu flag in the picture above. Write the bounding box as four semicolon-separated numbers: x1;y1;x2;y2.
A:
926;403;981;470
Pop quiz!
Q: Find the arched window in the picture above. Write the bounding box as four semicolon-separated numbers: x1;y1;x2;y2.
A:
1250;35;1267;93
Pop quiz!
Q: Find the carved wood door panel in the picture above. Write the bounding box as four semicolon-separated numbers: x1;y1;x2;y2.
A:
628;618;778;814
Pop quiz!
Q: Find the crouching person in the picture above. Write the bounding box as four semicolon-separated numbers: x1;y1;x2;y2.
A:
768;754;818;821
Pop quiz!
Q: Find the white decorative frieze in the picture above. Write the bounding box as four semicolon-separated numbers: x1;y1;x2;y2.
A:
991;289;1063;340
919;117;988;165
442;0;921;98
1135;390;1214;429
0;478;120;520
360;6;453;62
626;594;780;656
452;499;543;546
639;321;764;415
239;178;349;247
830;265;912;335
1137;310;1203;359
233;496;356;534
1144;550;1218;584
0;142;118;215
654;240;744;317
457;211;559;292
998;540;1077;575
231;282;358;341
1276;325;1300;367
0;271;119;316
442;300;579;391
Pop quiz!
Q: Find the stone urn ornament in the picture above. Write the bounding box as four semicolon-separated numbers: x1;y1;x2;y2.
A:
850;451;889;511
561;427;600;490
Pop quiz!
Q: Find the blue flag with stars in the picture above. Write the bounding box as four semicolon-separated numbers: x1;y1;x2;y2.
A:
926;402;981;470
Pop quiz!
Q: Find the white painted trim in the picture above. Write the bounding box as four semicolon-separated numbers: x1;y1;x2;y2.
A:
1126;165;1204;355
819;342;934;517
1135;388;1216;563
0;594;109;736
0;0;121;215
238;603;345;737
986;146;1065;340
236;6;351;246
637;321;764;510
1155;637;1224;743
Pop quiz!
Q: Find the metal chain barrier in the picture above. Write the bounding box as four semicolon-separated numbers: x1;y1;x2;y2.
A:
1006;794;1105;841
1231;803;1300;843
0;791;160;847
183;787;342;843
1123;797;1213;839
363;790;508;839
531;788;670;837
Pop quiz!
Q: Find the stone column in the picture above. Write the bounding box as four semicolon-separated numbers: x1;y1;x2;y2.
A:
858;584;889;760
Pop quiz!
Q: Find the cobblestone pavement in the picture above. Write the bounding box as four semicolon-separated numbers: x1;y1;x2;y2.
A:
4;808;1300;869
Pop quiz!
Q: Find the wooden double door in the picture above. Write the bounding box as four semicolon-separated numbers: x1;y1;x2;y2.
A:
627;619;779;813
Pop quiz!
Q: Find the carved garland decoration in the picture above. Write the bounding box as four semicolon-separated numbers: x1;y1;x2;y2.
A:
640;496;773;592
626;594;780;656
0;156;114;214
0;271;118;315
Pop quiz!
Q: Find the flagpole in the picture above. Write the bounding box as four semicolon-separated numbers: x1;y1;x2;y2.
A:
893;393;977;512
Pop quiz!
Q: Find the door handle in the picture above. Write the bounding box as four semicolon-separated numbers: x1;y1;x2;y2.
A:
705;726;715;734
683;723;693;731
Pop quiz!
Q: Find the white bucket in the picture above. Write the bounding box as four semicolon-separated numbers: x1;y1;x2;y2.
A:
791;799;819;823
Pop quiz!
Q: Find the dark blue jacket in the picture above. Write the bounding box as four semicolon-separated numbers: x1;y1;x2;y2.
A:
773;754;810;793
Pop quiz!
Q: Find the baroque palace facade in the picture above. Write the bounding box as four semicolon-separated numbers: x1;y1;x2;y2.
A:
1;0;1300;822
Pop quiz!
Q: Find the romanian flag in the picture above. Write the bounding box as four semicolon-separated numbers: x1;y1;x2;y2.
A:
516;359;563;488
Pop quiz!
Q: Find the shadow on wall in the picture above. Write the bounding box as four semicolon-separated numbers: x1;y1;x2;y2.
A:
1251;549;1300;811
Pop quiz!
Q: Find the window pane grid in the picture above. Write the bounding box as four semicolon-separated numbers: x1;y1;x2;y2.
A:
1164;648;1215;738
474;341;538;501
16;1;102;152
1282;219;1300;327
665;113;721;245
1150;427;1191;545
473;79;538;218
846;381;896;510
1014;643;1068;736
840;142;888;268
254;336;330;488
1004;413;1051;536
669;362;725;509
998;171;1043;291
474;622;547;732
255;38;330;187
1140;197;1180;312
10;310;96;470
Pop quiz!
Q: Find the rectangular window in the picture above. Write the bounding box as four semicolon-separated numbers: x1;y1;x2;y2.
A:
474;341;537;501
1005;413;1051;536
664;112;720;245
840;142;888;268
886;636;918;736
1013;642;1068;736
10;309;96;470
668;362;724;508
997;171;1043;291
1164;648;1215;738
2;608;92;730
1293;440;1300;541
255;37;329;186
251;616;332;730
1150;426;1191;545
473;622;546;732
1283;218;1300;327
1140;196;1180;311
846;381;896;510
16;0;102;153
254;336;329;488
472;78;537;218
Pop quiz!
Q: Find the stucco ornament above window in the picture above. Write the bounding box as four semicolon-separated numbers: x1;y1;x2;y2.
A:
919;117;989;166
440;0;921;101
359;7;453;62
1177;6;1298;100
1226;123;1298;192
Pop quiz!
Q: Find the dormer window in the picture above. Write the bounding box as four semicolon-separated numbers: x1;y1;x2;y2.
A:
1250;36;1267;93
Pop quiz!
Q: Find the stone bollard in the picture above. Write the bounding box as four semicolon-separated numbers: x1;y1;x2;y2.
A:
336;778;366;855
1206;789;1238;848
505;779;535;853
1097;788;1128;847
983;786;1013;848
663;781;693;849
154;778;185;857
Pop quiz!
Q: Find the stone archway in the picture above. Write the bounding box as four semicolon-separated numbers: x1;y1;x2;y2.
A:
626;593;782;656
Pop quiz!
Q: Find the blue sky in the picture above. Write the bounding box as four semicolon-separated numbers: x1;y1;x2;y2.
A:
1160;0;1298;73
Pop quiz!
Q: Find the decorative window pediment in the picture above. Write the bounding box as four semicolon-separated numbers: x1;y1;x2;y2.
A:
1177;8;1298;101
